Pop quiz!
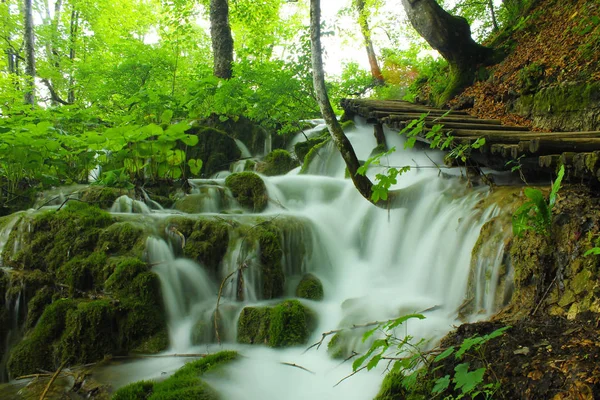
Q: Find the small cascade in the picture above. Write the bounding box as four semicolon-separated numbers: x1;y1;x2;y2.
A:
139;188;164;211
0;277;29;382
234;138;252;159
146;237;219;350
0;215;20;265
184;179;236;213
110;195;152;214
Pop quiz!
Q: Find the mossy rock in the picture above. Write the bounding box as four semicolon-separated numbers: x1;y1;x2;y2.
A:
185;127;242;176
237;300;316;347
133;329;169;354
7;299;77;377
300;138;331;174
326;330;355;359
237;306;272;345
24;286;55;330
58;300;117;365
201;115;268;155
295;273;324;301
97;221;148;256
225;172;268;212
79;186;131;209
256;149;299;176
57;252;107;297
294;135;327;162
3;202;112;272
112;351;239;400
245;223;284;299
183;218;230;278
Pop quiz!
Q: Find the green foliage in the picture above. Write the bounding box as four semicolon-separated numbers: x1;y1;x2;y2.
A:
512;165;565;237
357;315;510;400
225;172;269;212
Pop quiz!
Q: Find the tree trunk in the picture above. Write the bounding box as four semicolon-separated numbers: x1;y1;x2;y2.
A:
401;0;495;106
488;0;499;32
23;0;36;105
354;0;384;84
310;0;377;204
210;0;234;79
68;7;78;103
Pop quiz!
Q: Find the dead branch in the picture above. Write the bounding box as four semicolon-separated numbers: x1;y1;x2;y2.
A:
39;361;66;400
280;362;315;375
334;366;366;387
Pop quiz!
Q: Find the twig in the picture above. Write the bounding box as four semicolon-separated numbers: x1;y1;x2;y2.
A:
280;362;315;375
39;361;66;400
334;366;366;387
532;275;557;316
304;321;384;353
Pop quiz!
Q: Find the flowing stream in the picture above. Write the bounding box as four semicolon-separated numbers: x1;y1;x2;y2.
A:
91;119;510;399
0;119;511;398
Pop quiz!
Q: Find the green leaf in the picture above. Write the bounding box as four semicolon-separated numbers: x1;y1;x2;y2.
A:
432;375;451;394
584;247;600;257
434;346;455;363
549;165;565;208
180;134;199;146
161;109;174;125
453;363;485;394
187;159;203;176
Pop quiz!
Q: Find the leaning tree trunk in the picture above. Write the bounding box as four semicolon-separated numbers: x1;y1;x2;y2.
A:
401;0;495;106
310;0;381;205
354;0;384;84
23;0;36;105
210;0;234;79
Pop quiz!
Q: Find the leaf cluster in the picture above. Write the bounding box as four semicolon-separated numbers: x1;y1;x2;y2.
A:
512;165;565;237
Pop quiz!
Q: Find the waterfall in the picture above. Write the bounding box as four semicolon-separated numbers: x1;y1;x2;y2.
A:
118;119;511;399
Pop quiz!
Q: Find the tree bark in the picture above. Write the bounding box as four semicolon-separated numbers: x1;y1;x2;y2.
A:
354;0;384;84
68;6;78;103
23;0;36;105
310;0;376;204
210;0;234;79
401;0;495;106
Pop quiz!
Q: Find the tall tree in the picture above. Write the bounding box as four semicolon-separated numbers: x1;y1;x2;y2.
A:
354;0;384;84
210;0;233;79
401;0;495;105
310;0;382;205
23;0;35;105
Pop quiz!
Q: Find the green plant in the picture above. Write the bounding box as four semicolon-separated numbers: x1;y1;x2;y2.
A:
353;315;510;399
357;113;485;202
512;165;565;237
505;155;527;184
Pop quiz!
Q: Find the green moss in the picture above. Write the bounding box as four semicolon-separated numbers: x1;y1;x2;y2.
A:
256;150;299;176
4;202;112;271
326;331;355;359
236;301;315;348
112;351;238;400
24;286;55;330
225;172;268;212
374;371;408;400
97;222;147;256
300;138;330;174
183;219;230;277
243;160;256;171
295;136;328;166
295;273;324;301
269;300;315;348
80;186;131;209
237;306;271;345
340;120;355;130
104;258;148;293
133;329;169;354
112;380;155;400
245;223;284;299
58;300;117;365
57;252;108;297
7;299;77;377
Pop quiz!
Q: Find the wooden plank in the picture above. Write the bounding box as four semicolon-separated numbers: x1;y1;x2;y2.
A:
385;113;503;125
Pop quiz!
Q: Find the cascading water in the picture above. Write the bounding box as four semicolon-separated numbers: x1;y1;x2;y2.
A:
94;118;511;399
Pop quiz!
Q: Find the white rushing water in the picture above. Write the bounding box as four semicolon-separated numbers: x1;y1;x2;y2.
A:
97;119;509;399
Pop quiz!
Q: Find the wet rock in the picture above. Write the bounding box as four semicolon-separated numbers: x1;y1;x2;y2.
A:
295;273;324;301
237;300;316;347
79;186;132;209
225;172;268;212
185;127;242;176
256;149;299;176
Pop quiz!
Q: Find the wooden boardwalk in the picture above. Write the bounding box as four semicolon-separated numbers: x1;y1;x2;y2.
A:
341;98;600;182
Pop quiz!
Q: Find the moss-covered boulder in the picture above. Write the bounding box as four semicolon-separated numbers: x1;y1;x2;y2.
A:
245;223;284;299
256;149;299;176
79;186;132;209
185;127;242;177
295;273;324;301
57;252;107;296
97;221;149;257
3;202;113;272
112;351;239;400
224;172;268;212
294;135;328;163
7;299;76;378
237;300;316;347
181;218;230;278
